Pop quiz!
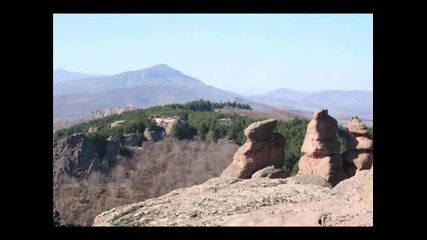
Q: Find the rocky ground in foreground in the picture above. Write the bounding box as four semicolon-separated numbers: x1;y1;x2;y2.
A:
93;169;373;227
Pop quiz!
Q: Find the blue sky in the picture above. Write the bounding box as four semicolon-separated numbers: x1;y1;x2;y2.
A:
54;14;373;95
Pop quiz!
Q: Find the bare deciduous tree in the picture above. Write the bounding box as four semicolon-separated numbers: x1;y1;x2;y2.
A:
54;137;238;226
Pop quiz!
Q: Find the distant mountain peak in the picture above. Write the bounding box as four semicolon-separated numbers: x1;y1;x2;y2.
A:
142;64;180;73
54;63;239;118
125;64;189;80
150;63;171;68
54;63;215;100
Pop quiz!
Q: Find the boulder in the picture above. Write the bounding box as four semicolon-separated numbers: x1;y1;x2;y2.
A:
333;168;373;203
244;119;278;142
342;151;373;177
347;116;369;135
251;166;289;179
221;119;286;179
346;136;373;150
108;120;126;129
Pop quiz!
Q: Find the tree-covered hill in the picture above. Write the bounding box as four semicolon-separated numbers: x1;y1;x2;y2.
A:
53;99;372;177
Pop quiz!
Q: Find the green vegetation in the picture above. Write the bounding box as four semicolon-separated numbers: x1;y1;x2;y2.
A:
276;119;309;175
53;100;255;144
170;124;188;140
88;132;109;158
54;99;372;177
337;126;352;153
368;127;373;139
187;111;256;143
276;120;373;176
185;99;252;111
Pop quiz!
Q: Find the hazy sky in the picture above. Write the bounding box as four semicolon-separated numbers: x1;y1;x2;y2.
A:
54;14;373;95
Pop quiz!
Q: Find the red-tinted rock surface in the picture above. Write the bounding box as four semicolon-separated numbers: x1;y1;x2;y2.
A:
221;119;286;179
300;110;341;157
346;136;373;150
298;110;347;186
333;168;373;203
347;117;369;135
251;166;289;179
343;117;373;177
93;177;373;226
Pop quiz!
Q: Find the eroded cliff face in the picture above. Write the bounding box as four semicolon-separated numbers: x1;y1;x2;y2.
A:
221;119;286;179
53;133;121;183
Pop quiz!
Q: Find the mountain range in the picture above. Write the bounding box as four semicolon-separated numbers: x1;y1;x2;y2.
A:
247;89;373;120
54;64;238;118
53;69;107;84
53;64;373;123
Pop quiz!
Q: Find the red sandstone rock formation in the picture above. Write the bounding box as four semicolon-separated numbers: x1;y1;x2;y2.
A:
221;119;286;179
343;117;373;177
297;109;347;186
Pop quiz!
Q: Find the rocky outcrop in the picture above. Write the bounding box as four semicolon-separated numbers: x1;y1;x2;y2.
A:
92;104;137;119
53;133;121;183
105;138;121;163
108;120;126;129
221;119;286;179
297;110;347;186
251;166;289;179
143;117;192;141
333;167;373;203
93;177;372;226
342;117;373;177
124;133;138;146
88;125;100;133
347;117;369;135
155;117;192;136
144;127;165;142
53;206;81;227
